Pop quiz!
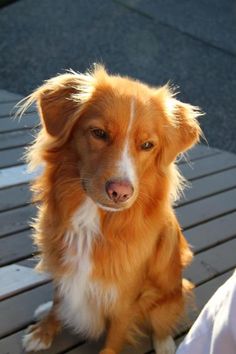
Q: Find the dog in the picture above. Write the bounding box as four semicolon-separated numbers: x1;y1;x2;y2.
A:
20;65;202;354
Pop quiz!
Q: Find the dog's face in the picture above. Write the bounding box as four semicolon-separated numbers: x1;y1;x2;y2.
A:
32;66;202;211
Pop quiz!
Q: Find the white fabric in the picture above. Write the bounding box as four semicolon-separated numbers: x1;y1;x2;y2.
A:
177;270;236;354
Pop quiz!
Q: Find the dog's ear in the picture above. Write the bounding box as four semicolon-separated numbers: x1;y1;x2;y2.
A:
18;65;108;138
155;86;203;165
35;74;81;137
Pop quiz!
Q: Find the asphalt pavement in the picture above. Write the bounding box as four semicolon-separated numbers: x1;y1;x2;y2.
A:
0;0;235;152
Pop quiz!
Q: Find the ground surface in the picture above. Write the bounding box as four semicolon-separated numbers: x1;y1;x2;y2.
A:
0;0;236;152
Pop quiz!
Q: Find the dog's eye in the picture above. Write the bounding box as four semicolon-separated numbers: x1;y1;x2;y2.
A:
140;141;154;151
90;128;109;141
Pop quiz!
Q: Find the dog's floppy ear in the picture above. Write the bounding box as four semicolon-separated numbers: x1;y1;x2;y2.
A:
18;65;108;138
155;85;203;164
35;74;81;137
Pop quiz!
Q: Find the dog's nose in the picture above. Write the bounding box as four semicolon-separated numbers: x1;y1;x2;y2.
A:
105;179;134;203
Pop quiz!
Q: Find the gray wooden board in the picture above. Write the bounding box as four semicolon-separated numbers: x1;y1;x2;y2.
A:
0;264;50;301
180;152;236;180
0;146;25;168
176;188;236;229
185;238;236;285
184;211;236;253
0;90;22;103
65;337;152;354
0;114;39;133
0;184;31;212
0;129;34;150
0;283;53;338
0;230;34;266
0;204;36;237
178;167;236;206
0;102;36;118
0;328;84;354
178;144;221;164
194;270;234;312
0;165;39;190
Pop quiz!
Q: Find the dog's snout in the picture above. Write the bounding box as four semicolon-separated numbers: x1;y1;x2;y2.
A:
106;179;134;203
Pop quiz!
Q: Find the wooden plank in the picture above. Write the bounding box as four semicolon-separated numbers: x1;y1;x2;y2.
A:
0;204;36;237
180;152;236;180
0;264;50;301
0;283;52;338
185;238;236;284
0;184;31;211
0;89;22;103
184;211;236;253
0;146;25;168
0;113;39;133
0;102;36;118
0;230;34;266
194;270;233;313
65;337;152;354
0;328;83;354
0;130;34;150
176;188;236;229
179;168;236;205
178;144;221;164
0;165;39;189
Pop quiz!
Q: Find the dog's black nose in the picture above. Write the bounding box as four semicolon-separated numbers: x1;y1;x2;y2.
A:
106;179;134;203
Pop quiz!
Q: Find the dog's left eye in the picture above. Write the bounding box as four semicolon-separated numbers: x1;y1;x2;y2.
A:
140;141;155;151
90;128;109;141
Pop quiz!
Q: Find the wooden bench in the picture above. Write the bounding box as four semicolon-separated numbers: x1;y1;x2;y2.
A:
0;90;235;353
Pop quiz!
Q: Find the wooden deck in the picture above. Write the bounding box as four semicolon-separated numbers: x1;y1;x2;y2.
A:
0;89;236;354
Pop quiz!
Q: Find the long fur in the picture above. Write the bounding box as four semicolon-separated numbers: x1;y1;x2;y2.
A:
19;65;202;353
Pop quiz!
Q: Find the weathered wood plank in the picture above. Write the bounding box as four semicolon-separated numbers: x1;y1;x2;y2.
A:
176;188;236;229
0;165;38;190
194;270;233;313
0;204;36;237
0;328;83;354
184;211;236;253
180;152;236;180
185;238;236;284
0;130;34;150
0;102;36;118
0;113;39;133
0;146;25;168
0;283;52;338
179;168;236;205
0;230;34;266
0;264;50;301
0;89;22;103
0;184;31;211
178;144;221;164
65;337;152;354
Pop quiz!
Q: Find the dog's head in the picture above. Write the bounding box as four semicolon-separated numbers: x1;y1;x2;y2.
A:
24;65;202;211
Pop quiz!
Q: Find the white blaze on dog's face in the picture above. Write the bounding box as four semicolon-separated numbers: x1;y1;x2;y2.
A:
31;65;202;211
72;83;161;211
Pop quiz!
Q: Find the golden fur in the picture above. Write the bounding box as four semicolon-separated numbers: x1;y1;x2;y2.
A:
20;65;202;353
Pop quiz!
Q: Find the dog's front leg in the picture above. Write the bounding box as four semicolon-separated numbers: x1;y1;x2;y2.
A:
100;313;133;354
22;288;62;352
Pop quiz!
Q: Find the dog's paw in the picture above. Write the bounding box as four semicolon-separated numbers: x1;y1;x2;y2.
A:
22;323;53;352
153;335;176;354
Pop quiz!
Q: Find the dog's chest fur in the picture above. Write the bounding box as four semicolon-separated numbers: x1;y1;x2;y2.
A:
57;198;118;338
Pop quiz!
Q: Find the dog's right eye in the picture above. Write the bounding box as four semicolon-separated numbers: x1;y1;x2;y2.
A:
90;128;109;141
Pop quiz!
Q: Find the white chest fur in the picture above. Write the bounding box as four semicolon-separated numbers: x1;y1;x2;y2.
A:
57;197;117;339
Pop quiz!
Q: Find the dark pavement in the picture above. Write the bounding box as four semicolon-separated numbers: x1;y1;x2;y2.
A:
0;0;235;152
